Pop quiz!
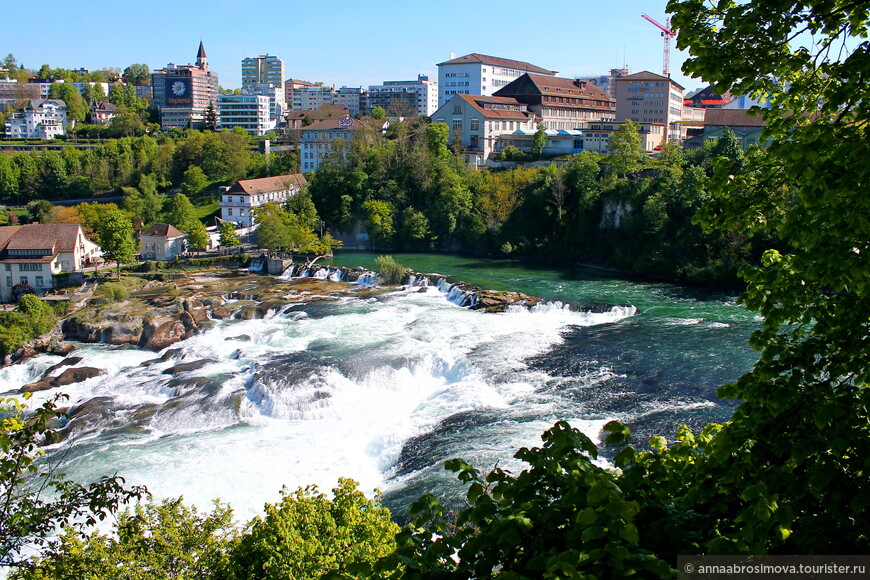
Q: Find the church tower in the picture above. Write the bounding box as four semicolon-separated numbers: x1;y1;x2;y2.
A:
196;41;208;71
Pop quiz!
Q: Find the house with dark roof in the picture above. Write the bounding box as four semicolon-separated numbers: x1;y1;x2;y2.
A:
682;108;769;150
298;118;390;173
0;223;100;302
90;101;119;126
437;53;557;107
493;73;616;131
431;94;538;165
218;174;309;227
139;223;187;261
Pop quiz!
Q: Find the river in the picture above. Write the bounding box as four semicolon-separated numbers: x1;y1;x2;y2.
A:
1;253;759;523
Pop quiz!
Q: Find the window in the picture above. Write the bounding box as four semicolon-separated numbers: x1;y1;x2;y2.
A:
35;276;43;288
227;208;233;216
453;105;462;114
19;277;28;285
452;119;462;132
470;118;480;131
19;263;41;271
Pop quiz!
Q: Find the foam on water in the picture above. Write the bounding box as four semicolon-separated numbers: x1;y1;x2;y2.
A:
7;285;643;523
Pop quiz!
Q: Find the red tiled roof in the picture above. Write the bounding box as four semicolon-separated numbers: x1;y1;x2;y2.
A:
227;174;308;195
494;74;615;108
455;95;536;121
141;223;185;238
5;223;82;252
704;108;766;127
0;225;21;250
437;53;557;75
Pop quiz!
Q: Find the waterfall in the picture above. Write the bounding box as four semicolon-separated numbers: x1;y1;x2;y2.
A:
354;271;377;286
328;268;345;282
279;264;296;280
313;268;329;280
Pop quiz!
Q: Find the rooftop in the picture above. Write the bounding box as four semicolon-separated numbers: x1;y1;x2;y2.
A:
437;53;557;76
227;174;308;195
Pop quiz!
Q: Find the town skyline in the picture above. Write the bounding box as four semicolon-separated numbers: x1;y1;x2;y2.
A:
3;0;701;93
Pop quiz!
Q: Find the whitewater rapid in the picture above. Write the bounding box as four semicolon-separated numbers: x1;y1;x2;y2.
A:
3;284;639;522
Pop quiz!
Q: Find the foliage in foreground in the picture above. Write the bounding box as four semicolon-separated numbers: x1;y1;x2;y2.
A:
0;296;60;358
0;396;145;569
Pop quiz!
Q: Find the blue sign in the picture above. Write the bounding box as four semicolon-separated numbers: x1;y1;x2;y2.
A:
338;115;353;129
164;77;193;108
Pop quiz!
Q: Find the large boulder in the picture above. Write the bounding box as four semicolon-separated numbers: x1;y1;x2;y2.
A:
140;316;189;351
53;366;104;387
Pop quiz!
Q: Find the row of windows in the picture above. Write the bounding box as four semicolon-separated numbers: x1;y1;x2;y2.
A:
443;72;471;78
5;276;45;287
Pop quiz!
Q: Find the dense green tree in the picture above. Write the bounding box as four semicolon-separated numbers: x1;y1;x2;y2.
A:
26;200;53;223
166;193;197;231
181;166;208;196
370;106;386;120
606;120;646;176
218;221;241;248
108;106;145;137
96;209;136;277
361;199;395;248
530;122;547;156
228;478;398;580
0;395;145;569
12;498;235;580
121;63;150;86
255;212;290;251
185;220;210;252
203;101;218;132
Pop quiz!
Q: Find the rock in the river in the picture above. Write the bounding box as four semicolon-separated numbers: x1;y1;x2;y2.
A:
53;366;104;386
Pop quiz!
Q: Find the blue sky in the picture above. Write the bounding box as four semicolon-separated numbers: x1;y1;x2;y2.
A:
4;0;703;93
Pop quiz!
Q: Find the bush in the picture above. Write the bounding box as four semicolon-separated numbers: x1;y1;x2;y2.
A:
94;282;130;303
375;255;406;285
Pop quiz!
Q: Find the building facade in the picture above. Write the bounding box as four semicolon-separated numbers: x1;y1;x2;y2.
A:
140;223;186;261
0;78;41;108
0;224;101;302
151;42;220;129
431;94;538;165
573;68;630;99
4;99;68;139
493;74;616;131
367;74;438;117
284;78;314;107
241;54;285;89
578;121;666;153
90;101;118;126
218;93;271;135
614;71;685;142
291;86;364;116
244;82;286;124
436;53;557;107
299;117;389;173
219;174;308;228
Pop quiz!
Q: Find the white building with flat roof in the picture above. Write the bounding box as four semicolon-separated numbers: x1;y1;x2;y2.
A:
218;93;272;135
368;74;438;117
436;53;557;108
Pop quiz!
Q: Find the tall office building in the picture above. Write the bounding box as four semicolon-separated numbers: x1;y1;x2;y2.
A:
151;42;219;129
241;55;285;89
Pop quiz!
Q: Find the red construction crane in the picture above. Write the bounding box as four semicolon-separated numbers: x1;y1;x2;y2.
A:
641;13;676;77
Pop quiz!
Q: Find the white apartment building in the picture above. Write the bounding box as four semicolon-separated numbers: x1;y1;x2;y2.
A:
367;74;438;117
243;82;285;123
436;53;557;108
431;94;538;165
218;93;272;135
284;78;314;107
291;86;364;117
0;224;101;303
614;71;685;142
4;99;69;139
0;78;40;108
242;55;284;89
219;174;308;228
299;117;390;173
579;121;666;153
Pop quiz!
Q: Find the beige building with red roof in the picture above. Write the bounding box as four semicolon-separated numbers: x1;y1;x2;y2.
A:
218;174;309;227
0;223;100;302
432;94;538;165
437;53;557;107
139;223;187;261
493;73;616;131
614;71;685;142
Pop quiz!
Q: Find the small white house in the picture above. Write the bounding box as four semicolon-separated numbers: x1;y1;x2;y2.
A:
140;223;186;261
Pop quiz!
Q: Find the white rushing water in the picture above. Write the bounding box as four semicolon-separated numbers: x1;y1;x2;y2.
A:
3;285;637;523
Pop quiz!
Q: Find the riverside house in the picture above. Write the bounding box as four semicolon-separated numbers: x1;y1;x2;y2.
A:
0;223;101;302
